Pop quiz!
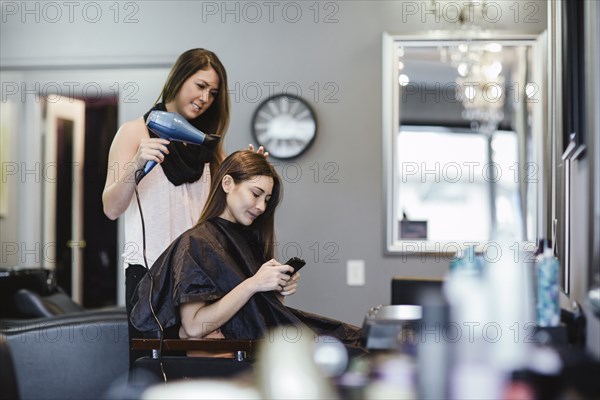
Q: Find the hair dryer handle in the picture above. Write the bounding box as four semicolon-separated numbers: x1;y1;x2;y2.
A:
136;160;157;184
143;160;157;175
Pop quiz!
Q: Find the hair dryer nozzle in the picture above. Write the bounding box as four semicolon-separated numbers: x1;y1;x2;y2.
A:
202;133;221;147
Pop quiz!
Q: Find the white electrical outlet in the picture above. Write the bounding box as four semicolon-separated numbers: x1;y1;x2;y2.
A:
346;260;365;286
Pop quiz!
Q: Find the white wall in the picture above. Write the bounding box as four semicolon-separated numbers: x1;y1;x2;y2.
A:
1;0;548;324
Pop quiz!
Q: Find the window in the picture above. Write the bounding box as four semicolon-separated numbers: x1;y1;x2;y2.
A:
396;126;521;244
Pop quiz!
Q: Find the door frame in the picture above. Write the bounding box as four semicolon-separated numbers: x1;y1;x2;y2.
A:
7;68;171;305
42;95;86;303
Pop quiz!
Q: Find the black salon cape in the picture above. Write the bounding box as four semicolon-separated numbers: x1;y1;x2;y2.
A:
130;218;363;350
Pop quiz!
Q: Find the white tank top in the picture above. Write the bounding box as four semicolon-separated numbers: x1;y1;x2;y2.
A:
122;163;211;269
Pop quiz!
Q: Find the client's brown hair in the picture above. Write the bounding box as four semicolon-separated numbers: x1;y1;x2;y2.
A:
198;150;282;259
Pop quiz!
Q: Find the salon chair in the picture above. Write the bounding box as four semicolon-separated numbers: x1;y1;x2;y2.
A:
0;266;133;399
0;267;53;319
14;287;85;318
127;299;254;383
1;266;91;320
130;334;255;383
0;309;129;400
391;276;444;305
126;311;255;383
0;334;20;400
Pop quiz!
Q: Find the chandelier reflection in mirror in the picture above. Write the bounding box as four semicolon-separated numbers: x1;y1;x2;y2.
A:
397;40;518;136
441;41;505;134
425;0;509;134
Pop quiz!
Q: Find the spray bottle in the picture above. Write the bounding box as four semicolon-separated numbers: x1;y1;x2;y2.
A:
535;247;560;327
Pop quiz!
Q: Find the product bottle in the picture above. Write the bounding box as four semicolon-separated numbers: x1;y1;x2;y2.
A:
535;248;560;327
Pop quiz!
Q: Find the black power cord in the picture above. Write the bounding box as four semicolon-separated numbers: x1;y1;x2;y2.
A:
134;169;167;384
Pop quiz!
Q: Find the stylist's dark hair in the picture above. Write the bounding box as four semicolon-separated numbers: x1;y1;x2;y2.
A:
199;150;282;259
159;48;230;166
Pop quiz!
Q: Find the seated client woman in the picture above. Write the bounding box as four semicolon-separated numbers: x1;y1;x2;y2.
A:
130;150;362;351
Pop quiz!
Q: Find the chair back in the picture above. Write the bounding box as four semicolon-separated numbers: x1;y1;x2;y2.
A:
14;288;84;318
0;334;20;400
1;310;129;400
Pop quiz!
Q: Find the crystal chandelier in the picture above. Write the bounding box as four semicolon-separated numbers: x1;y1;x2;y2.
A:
441;42;506;134
433;0;506;134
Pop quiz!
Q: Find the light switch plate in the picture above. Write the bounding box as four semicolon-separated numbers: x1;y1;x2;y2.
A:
347;260;365;286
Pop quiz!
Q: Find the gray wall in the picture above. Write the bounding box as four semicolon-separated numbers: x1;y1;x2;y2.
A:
1;1;548;325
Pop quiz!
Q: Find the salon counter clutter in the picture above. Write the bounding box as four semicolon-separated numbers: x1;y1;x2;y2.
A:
133;306;599;400
347;304;599;400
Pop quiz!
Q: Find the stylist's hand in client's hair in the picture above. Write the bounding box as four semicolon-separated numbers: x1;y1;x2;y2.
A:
247;144;269;159
250;259;293;293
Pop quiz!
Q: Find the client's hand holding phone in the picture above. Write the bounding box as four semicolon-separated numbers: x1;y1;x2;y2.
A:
285;257;306;276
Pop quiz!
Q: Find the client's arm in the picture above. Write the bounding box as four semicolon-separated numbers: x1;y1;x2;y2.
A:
179;259;293;339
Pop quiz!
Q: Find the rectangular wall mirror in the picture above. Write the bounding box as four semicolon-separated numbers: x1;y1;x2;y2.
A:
383;32;548;254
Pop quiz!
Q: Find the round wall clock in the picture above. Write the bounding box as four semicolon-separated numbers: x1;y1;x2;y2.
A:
251;94;317;159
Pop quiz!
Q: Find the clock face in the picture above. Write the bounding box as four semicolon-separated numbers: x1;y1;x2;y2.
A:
251;94;317;159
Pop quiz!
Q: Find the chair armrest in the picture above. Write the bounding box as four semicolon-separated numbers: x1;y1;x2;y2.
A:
132;338;258;357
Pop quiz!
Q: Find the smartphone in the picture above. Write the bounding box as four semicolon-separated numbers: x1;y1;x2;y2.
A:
285;257;306;276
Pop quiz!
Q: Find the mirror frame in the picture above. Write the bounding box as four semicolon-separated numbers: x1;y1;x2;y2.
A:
382;32;549;254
